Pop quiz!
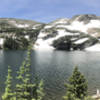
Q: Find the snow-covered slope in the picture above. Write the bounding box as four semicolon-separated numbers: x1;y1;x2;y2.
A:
0;15;100;51
34;30;68;50
34;14;100;51
61;20;100;33
85;43;100;52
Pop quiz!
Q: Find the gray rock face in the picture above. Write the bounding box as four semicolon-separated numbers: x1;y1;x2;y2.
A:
52;32;98;51
70;14;100;24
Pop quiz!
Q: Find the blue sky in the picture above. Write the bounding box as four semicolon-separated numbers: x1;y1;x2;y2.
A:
0;0;100;23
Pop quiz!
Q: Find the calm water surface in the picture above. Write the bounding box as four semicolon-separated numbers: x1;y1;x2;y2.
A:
0;50;100;100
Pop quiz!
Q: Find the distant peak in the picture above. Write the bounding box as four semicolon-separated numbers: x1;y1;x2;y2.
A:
72;14;99;21
69;14;100;24
49;18;69;25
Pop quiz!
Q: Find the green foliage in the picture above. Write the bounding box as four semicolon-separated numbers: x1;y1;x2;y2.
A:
3;36;29;50
2;47;44;100
2;66;14;100
53;36;73;50
84;96;95;100
32;77;44;100
15;48;44;100
63;93;94;100
3;37;20;50
37;80;44;100
64;66;88;100
0;25;42;50
63;91;80;100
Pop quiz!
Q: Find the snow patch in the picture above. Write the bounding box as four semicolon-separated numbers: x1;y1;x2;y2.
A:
25;35;29;39
38;32;49;38
44;25;54;29
44;18;68;29
91;32;98;37
56;20;100;33
54;18;68;24
34;30;71;50
0;38;4;45
85;43;100;51
32;24;41;29
16;24;29;28
74;38;89;44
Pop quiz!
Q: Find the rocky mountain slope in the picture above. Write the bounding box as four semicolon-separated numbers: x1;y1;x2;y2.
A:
34;14;100;51
0;15;100;51
0;18;44;49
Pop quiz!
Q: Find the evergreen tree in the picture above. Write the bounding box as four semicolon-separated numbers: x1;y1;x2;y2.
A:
15;48;44;100
84;96;95;100
64;66;88;100
37;80;44;100
2;66;14;100
63;91;80;100
15;51;34;100
33;76;44;100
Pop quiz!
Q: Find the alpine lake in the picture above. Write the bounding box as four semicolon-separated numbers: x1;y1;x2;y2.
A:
0;50;100;100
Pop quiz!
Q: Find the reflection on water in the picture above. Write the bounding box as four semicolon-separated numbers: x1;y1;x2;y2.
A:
0;50;100;100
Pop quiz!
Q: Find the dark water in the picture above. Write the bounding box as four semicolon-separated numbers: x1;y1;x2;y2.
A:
0;50;100;100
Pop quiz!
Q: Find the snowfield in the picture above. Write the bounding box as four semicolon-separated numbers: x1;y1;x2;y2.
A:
44;18;68;29
85;44;100;52
53;18;69;24
34;29;84;50
34;30;72;50
44;25;54;29
0;38;4;45
16;24;29;28
56;20;100;33
34;16;100;51
74;38;89;44
25;35;29;39
32;24;42;29
38;32;49;38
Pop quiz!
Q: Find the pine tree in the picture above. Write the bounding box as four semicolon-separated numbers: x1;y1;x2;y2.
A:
15;48;44;100
33;76;44;100
2;66;14;100
15;51;34;100
37;80;44;100
84;96;95;100
64;66;88;100
63;91;80;100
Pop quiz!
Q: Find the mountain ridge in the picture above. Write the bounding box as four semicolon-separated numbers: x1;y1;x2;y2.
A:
34;14;100;51
0;14;100;51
